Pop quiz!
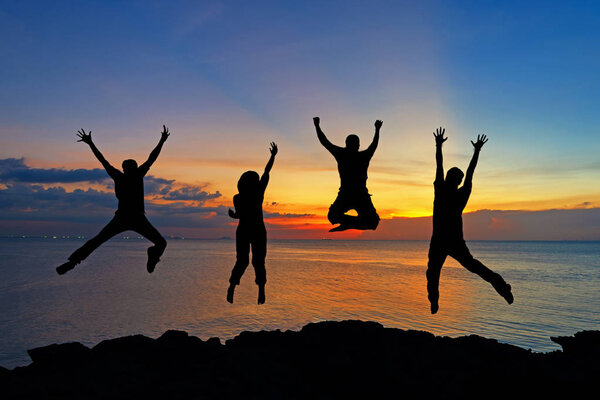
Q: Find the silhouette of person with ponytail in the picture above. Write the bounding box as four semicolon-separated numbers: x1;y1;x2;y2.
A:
56;126;170;275
427;127;513;314
227;142;278;304
314;117;381;232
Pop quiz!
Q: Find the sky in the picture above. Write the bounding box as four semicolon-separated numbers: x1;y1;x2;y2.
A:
1;0;600;239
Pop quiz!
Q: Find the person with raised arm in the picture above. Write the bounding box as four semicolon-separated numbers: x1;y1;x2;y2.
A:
314;116;381;232
227;142;278;304
56;126;170;275
426;127;513;314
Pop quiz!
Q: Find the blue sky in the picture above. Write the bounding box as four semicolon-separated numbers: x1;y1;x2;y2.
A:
1;0;599;238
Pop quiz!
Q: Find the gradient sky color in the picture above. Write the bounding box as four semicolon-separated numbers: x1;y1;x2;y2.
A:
1;1;600;239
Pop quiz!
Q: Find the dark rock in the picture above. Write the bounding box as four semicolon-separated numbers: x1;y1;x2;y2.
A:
91;334;155;360
551;330;600;356
27;342;90;365
1;321;599;399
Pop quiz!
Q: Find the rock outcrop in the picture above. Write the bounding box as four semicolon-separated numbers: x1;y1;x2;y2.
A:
2;320;598;399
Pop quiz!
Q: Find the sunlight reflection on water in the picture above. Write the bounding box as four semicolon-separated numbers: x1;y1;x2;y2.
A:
0;239;599;368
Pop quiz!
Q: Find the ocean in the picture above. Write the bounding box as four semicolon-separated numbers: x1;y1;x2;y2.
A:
1;238;599;368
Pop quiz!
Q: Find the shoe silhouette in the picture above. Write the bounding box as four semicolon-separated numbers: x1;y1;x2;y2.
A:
227;142;277;304
56;126;170;275
426;128;513;313
56;260;77;275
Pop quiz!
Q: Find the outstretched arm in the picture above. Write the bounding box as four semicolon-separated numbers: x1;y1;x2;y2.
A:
261;142;278;188
433;127;447;183
76;129;118;177
314;117;342;155
364;120;382;158
464;134;488;188
140;125;170;174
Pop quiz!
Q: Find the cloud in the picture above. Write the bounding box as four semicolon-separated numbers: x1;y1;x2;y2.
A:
359;208;600;241
0;158;224;231
0;181;228;234
264;211;314;219
2;158;599;240
0;158;177;195
161;185;222;202
144;176;176;195
0;183;118;222
0;158;108;183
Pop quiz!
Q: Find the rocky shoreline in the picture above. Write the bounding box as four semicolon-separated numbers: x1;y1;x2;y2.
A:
2;320;599;399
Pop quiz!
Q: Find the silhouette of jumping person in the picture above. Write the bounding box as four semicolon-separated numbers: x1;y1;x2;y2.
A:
314;117;381;232
227;142;278;305
56;126;170;275
427;127;513;314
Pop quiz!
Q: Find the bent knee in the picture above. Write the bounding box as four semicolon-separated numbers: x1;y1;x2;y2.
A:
156;237;167;249
327;208;342;224
363;213;380;230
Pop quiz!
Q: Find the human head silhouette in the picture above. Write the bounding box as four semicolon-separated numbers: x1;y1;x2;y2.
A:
345;134;360;152
446;167;464;187
238;171;260;194
122;159;138;174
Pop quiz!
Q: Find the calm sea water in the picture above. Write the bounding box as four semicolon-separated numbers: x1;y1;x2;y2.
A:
1;238;599;368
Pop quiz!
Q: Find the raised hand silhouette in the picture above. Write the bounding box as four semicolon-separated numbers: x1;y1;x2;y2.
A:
227;142;278;305
471;134;488;150
56;126;171;276
161;125;170;141
76;129;93;144
433;127;447;145
314;116;381;232
426;127;512;315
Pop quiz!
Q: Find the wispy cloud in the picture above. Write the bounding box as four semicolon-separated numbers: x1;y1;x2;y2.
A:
0;158;108;183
